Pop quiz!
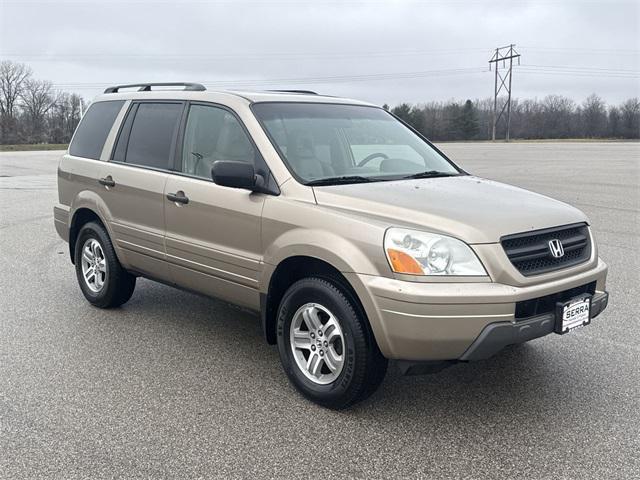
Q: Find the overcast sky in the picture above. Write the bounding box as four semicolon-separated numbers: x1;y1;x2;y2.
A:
1;0;638;106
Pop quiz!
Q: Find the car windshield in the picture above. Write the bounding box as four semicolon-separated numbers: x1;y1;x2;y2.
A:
252;102;462;185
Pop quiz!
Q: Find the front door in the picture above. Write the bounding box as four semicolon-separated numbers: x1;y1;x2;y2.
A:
164;103;265;309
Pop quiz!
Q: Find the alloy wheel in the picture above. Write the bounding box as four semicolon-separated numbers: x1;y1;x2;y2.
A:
289;303;345;385
81;238;107;293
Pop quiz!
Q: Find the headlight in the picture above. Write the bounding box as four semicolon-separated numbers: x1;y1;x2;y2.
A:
384;228;487;276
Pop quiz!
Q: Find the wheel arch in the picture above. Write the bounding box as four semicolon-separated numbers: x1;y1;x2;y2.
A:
67;189;121;264
261;255;375;347
68;208;107;264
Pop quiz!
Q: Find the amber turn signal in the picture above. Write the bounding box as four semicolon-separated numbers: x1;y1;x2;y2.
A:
387;248;424;274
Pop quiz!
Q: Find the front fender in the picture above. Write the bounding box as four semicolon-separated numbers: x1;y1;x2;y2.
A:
259;228;398;357
260;228;383;290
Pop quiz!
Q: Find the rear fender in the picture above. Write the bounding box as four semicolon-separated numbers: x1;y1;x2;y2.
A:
68;191;127;266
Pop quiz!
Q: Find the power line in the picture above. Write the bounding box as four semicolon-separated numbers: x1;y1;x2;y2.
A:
6;50;633;93
518;70;639;79
518;65;640;79
523;64;640;73
48;67;488;90
45;64;639;91
4;0;637;4
0;48;494;61
520;46;640;54
4;47;638;62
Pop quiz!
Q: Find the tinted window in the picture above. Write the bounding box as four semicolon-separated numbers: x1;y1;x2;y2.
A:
181;104;257;179
124;102;182;169
69;100;124;160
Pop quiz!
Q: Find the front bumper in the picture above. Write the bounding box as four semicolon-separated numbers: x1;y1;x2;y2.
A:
348;258;608;361
461;291;608;361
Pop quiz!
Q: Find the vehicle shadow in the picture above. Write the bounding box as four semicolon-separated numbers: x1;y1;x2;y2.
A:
118;278;576;424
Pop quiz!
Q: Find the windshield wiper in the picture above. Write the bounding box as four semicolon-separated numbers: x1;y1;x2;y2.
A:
306;175;373;186
401;170;460;179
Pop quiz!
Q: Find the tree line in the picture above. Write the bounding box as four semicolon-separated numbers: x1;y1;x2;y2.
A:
385;94;639;141
0;60;85;145
1;59;638;144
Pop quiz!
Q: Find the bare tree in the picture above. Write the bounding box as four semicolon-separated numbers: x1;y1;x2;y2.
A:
20;79;57;142
0;60;32;143
608;106;621;137
48;92;84;143
620;98;640;138
582;94;607;138
419;101;447;140
474;97;494;139
541;95;577;138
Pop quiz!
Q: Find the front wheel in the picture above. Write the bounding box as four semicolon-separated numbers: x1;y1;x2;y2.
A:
276;277;387;409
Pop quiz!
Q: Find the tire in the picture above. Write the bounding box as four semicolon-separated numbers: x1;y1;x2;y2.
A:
276;277;388;409
74;221;136;308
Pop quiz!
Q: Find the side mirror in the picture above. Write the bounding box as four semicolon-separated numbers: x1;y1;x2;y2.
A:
211;161;264;191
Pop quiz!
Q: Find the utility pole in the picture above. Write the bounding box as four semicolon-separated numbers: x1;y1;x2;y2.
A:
489;44;520;141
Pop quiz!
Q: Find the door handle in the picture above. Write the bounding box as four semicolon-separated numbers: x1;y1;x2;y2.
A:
98;176;116;187
167;191;189;205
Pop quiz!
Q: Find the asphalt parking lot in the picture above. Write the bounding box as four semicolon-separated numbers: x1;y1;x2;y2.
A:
1;142;639;479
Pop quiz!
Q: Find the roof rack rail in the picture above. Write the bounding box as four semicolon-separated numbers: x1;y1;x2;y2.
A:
104;82;206;94
267;89;318;95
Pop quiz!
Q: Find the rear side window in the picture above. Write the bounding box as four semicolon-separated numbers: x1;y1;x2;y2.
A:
118;102;183;170
69;100;124;160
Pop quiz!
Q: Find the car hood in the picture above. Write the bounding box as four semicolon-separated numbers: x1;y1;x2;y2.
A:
312;175;588;244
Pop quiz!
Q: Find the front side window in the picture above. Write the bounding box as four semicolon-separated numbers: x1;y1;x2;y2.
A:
117;102;183;169
252;103;461;184
69;100;124;160
181;104;257;179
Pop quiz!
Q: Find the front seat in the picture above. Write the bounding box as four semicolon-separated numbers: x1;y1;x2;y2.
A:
287;130;334;180
196;117;255;178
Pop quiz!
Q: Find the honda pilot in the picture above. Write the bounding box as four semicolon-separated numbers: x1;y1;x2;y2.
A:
54;83;609;409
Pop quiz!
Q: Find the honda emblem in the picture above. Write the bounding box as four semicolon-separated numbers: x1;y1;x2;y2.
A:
548;239;565;258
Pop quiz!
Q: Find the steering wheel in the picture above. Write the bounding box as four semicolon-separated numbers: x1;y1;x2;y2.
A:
191;152;204;175
357;152;389;167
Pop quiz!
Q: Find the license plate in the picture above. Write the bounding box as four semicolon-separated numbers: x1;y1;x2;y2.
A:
556;295;592;334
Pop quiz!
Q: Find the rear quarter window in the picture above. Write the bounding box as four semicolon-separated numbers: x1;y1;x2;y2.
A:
69;100;125;160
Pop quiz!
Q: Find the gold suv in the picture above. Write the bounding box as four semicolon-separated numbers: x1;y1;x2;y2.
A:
54;83;609;409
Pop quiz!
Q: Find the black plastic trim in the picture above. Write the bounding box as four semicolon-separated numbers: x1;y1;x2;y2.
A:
104;82;205;93
501;222;591;276
515;281;596;319
260;293;275;344
396;360;456;376
460;313;556;361
267;90;318;95
460;291;609;361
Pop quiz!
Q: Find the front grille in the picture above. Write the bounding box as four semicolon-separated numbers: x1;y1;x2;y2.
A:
515;281;596;320
501;223;591;276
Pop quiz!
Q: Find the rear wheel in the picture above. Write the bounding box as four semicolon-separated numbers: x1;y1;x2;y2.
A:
276;277;387;409
74;221;136;308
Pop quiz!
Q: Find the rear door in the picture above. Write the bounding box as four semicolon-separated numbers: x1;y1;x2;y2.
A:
163;103;265;309
100;101;184;280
